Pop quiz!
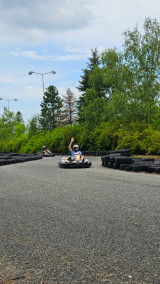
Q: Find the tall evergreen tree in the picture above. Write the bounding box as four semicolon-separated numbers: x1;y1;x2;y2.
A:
40;85;62;131
76;48;100;122
15;111;24;124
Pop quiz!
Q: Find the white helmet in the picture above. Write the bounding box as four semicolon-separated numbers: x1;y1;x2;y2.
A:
73;144;79;151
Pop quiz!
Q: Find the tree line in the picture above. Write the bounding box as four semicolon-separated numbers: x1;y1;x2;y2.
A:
0;17;160;155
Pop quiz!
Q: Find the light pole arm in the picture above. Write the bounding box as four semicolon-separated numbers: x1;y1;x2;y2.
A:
28;70;56;97
0;98;18;111
42;74;45;96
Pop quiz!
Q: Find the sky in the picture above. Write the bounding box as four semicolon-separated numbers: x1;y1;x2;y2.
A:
0;0;160;123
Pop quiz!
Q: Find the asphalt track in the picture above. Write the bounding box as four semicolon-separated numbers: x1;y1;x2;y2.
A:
0;156;159;283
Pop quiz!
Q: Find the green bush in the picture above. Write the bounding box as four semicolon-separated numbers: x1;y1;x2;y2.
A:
116;122;160;155
0;134;29;153
0;122;160;155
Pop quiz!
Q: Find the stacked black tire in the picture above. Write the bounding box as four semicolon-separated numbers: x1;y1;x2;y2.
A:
0;152;43;166
101;150;160;174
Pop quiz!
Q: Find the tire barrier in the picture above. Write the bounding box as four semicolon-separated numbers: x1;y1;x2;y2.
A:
115;156;133;165
0;152;43;166
148;163;160;173
119;164;132;170
101;150;160;174
83;149;131;157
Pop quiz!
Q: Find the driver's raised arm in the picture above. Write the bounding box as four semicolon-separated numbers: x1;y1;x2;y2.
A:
69;137;74;152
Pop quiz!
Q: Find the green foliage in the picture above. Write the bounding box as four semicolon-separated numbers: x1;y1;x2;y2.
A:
0;108;26;142
14;123;26;138
115;122;160;155
101;49;133;96
40;85;62;131
0;108;15;141
76;48;100;122
27;114;41;137
0;134;29;153
15;111;24;124
81;18;160;127
93;122;120;150
123;17;160;122
1;120;160;155
84;97;107;130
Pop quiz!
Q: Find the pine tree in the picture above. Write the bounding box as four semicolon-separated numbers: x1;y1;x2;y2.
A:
15;111;24;124
76;48;100;122
40;85;62;131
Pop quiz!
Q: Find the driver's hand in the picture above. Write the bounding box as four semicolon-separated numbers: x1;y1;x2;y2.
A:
71;137;74;142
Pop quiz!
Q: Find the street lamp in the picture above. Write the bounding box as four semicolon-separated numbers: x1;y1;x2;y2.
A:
0;98;18;111
28;70;56;96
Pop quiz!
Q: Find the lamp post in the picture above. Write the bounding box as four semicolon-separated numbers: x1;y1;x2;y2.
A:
0;98;18;111
28;70;56;96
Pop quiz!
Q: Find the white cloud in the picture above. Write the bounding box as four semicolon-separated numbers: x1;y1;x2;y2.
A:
10;49;90;62
0;0;95;44
0;0;159;48
0;77;14;84
26;86;43;98
22;51;48;61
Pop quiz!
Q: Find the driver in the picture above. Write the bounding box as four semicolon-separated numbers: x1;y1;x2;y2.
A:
69;137;84;161
42;146;52;155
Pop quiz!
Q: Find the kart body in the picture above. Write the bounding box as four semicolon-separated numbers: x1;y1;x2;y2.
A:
42;150;55;157
43;153;55;157
58;153;92;168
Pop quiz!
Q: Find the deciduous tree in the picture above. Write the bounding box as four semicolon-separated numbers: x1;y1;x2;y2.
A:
27;114;41;137
123;17;160;122
57;88;77;126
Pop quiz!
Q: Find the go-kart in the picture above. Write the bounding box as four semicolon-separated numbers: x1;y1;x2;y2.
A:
42;149;55;157
42;152;55;157
58;153;92;168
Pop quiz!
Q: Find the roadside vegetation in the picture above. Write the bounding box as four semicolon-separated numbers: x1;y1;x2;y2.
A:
0;18;160;156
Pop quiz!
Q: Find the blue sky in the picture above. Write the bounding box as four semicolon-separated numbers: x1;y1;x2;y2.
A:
0;0;160;123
